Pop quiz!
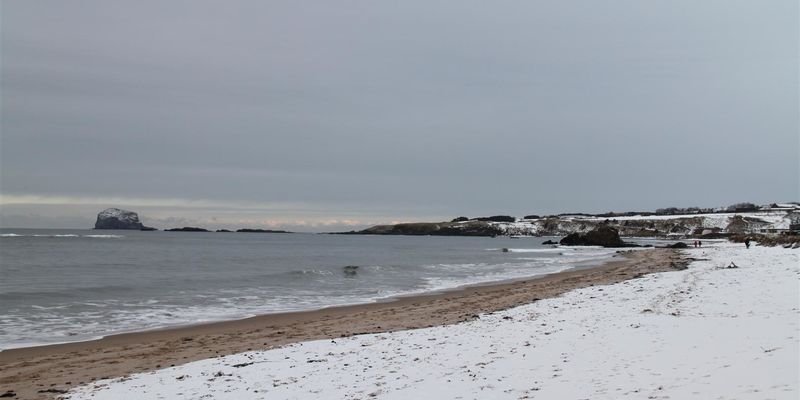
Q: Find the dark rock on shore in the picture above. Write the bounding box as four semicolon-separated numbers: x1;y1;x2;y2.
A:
559;226;627;247
140;226;157;231
236;228;291;233
665;242;689;249
541;239;558;245
94;208;150;230
166;227;209;232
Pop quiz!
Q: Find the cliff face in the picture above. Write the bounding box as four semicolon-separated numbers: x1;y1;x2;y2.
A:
94;208;145;230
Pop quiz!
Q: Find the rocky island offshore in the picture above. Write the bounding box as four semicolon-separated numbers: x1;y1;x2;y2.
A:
94;208;155;230
92;208;295;233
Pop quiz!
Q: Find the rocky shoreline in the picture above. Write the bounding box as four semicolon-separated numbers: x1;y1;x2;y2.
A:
93;205;799;240
336;207;799;240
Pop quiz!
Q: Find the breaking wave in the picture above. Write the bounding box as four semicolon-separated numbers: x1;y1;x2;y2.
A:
1;233;123;239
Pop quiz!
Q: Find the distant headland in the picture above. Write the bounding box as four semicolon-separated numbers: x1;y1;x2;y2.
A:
335;202;800;238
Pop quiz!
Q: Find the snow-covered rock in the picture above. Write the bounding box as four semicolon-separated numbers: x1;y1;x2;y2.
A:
94;208;145;230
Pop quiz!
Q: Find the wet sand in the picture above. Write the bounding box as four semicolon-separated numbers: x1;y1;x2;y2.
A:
0;248;687;399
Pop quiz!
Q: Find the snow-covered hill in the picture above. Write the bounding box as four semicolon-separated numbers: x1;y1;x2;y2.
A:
494;211;798;237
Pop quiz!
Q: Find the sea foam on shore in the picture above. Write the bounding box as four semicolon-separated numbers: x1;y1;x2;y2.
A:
68;242;799;399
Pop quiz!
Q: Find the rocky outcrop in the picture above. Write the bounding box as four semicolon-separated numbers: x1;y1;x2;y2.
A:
341;209;793;238
559;226;627;247
665;242;689;249
94;208;150;230
236;228;291;233
166;227;209;232
725;216;770;234
354;221;502;237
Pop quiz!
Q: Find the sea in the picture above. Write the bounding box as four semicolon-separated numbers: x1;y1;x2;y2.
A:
0;229;651;350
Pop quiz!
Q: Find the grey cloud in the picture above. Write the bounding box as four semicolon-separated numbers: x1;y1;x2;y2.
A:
1;0;797;229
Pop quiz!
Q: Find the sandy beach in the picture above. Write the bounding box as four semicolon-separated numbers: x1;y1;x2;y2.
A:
0;248;686;399
65;242;799;400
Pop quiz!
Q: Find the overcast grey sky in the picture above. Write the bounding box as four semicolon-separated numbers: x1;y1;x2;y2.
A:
1;0;798;231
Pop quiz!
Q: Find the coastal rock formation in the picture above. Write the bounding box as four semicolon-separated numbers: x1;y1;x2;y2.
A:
166;227;210;232
236;228;291;233
94;208;148;230
341;206;796;238
665;242;689;249
354;221;502;237
725;215;770;234
559;226;626;247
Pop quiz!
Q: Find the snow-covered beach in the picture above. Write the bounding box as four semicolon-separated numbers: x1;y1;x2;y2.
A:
67;242;799;399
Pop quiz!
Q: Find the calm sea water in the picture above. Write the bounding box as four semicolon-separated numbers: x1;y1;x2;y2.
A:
0;229;629;349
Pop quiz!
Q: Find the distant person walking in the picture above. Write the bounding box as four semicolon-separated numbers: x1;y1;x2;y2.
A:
698;240;702;247
745;239;751;249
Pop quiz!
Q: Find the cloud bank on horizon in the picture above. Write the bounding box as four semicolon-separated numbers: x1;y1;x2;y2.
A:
1;0;798;230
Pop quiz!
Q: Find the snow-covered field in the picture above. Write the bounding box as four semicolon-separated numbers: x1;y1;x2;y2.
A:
496;211;797;236
68;243;799;400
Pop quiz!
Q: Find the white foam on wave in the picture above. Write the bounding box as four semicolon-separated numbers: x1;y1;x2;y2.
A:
30;304;69;310
426;263;485;270
503;248;563;253
559;250;615;257
32;234;80;237
83;234;124;239
0;233;123;239
293;269;334;276
421;263;574;294
498;245;612;253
